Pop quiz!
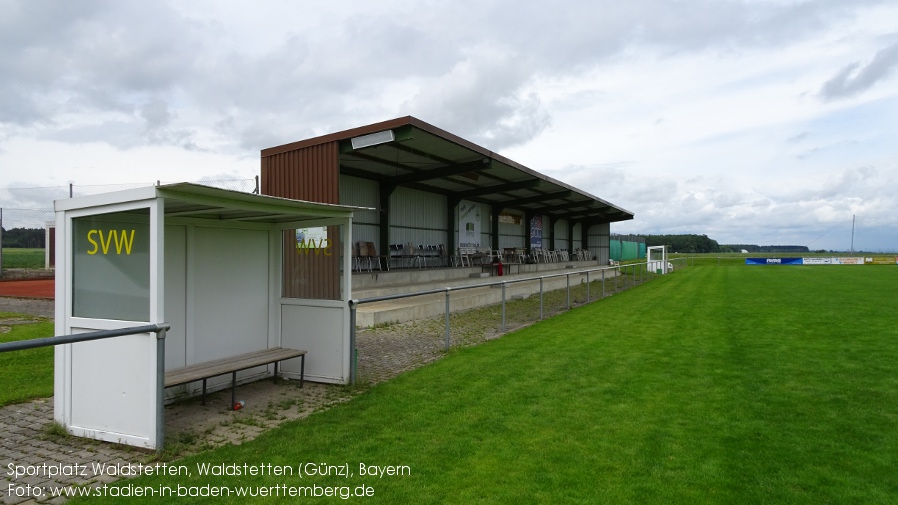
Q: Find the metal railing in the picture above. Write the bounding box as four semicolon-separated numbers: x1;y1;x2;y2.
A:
0;323;171;452
348;258;687;384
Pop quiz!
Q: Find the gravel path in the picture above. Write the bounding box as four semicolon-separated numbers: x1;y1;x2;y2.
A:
0;298;54;319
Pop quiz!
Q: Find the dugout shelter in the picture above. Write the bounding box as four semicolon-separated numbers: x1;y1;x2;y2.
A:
53;183;361;449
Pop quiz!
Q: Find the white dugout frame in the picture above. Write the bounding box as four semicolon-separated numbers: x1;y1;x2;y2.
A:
54;183;362;449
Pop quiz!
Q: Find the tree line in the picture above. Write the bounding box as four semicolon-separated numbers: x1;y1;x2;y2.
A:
0;228;46;248
644;234;721;253
644;234;809;254
723;244;810;253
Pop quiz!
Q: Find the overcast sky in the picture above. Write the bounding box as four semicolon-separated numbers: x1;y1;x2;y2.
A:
2;0;896;251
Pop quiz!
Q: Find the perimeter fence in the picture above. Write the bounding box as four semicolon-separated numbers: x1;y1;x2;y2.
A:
350;258;688;385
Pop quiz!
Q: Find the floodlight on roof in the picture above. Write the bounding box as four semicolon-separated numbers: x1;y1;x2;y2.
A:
350;130;394;149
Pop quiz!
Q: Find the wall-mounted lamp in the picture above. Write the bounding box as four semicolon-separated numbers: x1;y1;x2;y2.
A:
350;130;395;149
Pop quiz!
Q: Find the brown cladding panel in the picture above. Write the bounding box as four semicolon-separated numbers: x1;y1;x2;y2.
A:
262;142;341;299
262;142;339;204
49;228;56;267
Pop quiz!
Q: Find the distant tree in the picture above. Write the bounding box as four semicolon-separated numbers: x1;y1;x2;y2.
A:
0;227;45;248
645;234;720;253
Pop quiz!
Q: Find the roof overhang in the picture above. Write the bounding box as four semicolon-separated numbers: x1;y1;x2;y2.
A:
262;116;634;224
56;182;370;227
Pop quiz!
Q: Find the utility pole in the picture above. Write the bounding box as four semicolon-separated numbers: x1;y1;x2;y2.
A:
850;214;856;253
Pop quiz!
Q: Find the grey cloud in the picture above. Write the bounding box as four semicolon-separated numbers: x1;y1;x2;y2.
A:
400;47;552;149
787;132;811;143
820;40;898;100
0;1;200;130
818;165;877;198
197;0;885;153
40;120;144;148
140;98;174;132
1;0;892;160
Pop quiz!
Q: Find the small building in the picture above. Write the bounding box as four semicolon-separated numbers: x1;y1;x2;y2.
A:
53;183;361;449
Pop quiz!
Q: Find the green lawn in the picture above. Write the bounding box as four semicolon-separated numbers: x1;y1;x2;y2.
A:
0;313;54;406
1;248;45;269
63;265;898;504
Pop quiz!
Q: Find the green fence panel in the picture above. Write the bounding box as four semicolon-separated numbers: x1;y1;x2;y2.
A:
610;240;622;261
621;241;638;261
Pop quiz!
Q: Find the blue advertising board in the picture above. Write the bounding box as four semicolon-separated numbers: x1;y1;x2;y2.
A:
745;257;803;265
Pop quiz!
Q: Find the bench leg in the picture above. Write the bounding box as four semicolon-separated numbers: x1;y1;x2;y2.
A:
300;355;305;388
273;361;279;384
231;371;237;410
202;378;207;405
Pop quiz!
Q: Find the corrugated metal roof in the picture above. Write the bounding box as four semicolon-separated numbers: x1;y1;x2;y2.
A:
262;116;634;225
156;182;368;225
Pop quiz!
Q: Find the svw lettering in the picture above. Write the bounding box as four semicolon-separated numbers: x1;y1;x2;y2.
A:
86;229;136;255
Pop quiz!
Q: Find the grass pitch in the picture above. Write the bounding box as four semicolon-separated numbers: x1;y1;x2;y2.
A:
0;248;45;269
55;266;898;503
0;313;54;406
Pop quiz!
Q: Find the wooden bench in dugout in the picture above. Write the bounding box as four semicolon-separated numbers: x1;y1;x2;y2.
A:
165;347;306;410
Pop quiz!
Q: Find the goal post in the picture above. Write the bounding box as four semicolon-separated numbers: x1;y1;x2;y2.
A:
647;245;669;274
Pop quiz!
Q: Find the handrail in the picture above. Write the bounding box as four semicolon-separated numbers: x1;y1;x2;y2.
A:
0;323;170;352
0;322;170;453
355;267;616;305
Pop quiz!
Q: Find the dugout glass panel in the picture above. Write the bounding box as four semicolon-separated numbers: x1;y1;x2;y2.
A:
71;209;150;321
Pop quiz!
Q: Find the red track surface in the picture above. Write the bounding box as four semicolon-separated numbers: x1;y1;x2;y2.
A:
0;279;55;299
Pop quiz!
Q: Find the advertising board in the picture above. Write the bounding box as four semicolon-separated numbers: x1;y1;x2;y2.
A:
745;257;803;265
746;257;869;266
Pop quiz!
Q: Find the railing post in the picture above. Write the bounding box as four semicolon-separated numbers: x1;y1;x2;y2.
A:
445;288;451;350
601;269;606;298
566;273;571;310
539;277;544;320
586;270;591;303
501;282;507;333
349;300;358;385
155;326;167;454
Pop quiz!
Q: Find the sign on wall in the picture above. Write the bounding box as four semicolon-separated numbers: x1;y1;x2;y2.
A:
295;227;331;255
458;201;481;248
530;216;543;249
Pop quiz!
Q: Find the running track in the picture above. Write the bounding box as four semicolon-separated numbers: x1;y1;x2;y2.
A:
0;279;54;299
